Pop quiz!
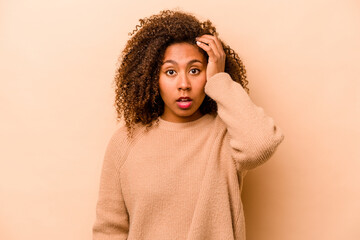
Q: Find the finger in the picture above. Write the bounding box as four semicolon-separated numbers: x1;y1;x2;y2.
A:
196;40;221;64
196;40;217;61
197;35;225;56
196;38;224;64
196;36;220;58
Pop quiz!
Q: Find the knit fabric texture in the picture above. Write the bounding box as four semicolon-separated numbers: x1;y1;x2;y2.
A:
93;72;285;240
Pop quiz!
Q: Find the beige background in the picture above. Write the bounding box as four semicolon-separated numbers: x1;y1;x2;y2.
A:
1;0;359;239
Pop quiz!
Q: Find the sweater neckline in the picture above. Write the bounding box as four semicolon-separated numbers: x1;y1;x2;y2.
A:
157;114;214;131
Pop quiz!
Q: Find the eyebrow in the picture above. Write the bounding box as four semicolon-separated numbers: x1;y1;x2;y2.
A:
162;59;203;65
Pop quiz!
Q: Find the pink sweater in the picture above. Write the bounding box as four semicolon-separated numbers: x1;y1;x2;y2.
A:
93;72;284;240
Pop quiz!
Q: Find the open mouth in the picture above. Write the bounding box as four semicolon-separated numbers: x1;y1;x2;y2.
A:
176;97;192;109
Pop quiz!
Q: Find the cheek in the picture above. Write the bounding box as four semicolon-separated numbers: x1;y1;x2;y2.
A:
195;78;207;91
158;79;172;100
158;78;167;94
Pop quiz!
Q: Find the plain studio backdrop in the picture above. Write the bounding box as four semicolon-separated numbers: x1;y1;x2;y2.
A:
0;0;359;239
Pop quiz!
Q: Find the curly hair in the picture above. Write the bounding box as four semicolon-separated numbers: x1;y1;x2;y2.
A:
114;10;248;137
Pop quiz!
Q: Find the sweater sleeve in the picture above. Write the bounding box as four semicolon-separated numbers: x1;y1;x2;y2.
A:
93;127;129;239
204;72;285;170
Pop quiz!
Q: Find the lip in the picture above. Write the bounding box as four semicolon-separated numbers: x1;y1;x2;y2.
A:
176;97;193;109
177;96;193;101
176;100;192;109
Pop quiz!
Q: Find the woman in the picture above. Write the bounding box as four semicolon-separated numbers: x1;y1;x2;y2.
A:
93;10;284;240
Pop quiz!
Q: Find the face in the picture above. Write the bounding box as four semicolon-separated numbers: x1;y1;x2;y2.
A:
158;42;207;123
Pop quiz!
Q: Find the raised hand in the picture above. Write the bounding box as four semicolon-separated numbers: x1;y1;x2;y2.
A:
196;34;226;80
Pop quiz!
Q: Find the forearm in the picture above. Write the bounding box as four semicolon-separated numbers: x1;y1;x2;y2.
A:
204;72;284;170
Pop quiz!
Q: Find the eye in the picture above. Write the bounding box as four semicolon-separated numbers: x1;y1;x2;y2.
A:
165;70;176;76
189;68;200;75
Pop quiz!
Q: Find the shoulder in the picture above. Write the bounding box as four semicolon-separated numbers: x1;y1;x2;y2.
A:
107;124;147;149
106;125;129;148
103;124;147;170
105;124;146;154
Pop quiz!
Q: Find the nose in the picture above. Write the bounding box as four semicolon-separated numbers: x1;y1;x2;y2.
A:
177;72;191;91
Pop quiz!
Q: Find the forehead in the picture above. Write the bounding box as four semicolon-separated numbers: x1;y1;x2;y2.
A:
162;42;206;63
